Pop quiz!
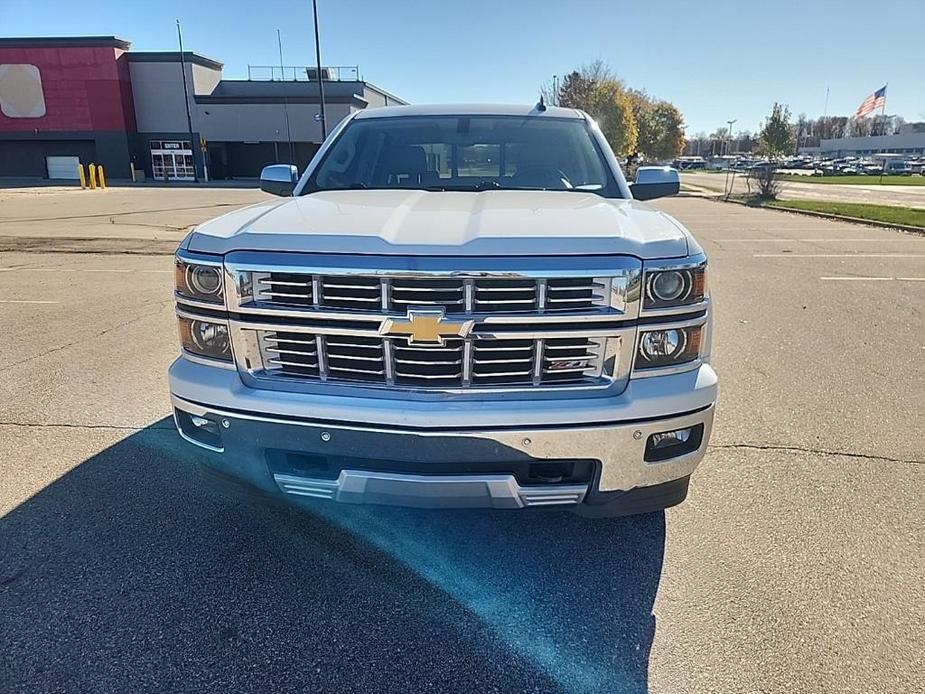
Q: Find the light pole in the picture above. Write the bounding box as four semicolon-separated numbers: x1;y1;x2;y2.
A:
311;0;327;140
176;20;199;182
726;119;737;156
724;119;737;198
277;29;294;163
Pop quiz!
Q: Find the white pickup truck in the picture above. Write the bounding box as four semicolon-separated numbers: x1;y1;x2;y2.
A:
169;104;716;517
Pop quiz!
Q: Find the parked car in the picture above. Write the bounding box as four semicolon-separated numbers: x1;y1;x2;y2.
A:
883;161;913;175
169;104;716;518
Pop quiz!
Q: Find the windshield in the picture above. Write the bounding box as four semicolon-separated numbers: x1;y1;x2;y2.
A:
304;115;621;196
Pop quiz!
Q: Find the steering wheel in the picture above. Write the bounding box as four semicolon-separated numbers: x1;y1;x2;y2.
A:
511;165;573;189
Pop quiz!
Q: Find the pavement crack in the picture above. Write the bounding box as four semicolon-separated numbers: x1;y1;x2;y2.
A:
709;442;924;466
0;302;172;373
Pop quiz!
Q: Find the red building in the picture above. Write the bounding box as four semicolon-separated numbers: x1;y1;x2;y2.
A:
0;36;138;178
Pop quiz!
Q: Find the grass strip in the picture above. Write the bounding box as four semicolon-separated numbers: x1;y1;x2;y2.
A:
762;199;925;228
777;174;925;186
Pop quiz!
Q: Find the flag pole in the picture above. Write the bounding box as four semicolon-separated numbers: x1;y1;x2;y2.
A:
878;84;888;184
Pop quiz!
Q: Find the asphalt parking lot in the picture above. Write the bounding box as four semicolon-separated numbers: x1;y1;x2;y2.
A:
0;188;922;693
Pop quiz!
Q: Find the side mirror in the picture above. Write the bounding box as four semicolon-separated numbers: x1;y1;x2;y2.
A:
631;166;680;201
260;164;299;196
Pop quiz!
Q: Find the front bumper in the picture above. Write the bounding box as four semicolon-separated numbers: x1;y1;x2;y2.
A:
169;358;716;513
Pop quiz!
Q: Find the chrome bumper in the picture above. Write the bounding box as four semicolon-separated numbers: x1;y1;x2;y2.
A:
170;390;714;509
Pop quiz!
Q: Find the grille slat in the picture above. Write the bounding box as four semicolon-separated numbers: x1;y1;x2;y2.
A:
264;280;313;287
269;358;319;368
329;366;387;376
473;279;537;313
266;347;318;357
322;295;382;303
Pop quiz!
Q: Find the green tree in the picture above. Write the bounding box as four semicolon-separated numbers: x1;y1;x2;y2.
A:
758;103;795;157
589;81;637;157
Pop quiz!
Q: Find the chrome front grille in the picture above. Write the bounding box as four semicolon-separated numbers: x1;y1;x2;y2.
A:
253;273;609;314
229;252;642;393
257;330;606;389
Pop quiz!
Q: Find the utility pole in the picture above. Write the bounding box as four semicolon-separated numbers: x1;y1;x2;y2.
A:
311;0;327;140
277;29;295;163
176;20;199;182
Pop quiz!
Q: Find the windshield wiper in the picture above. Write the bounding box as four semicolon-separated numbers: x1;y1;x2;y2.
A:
472;180;502;191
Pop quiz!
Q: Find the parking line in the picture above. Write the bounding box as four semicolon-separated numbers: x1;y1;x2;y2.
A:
0;299;60;304
715;238;893;242
820;277;925;282
0;268;172;274
755;253;925;258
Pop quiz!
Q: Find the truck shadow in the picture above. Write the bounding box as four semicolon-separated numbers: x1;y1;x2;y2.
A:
0;420;664;694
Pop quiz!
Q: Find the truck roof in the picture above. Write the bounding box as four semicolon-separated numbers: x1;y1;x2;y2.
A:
354;103;585;119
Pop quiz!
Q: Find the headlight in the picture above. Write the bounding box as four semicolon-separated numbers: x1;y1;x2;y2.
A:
178;316;232;361
636;326;702;368
176;257;224;304
644;266;705;309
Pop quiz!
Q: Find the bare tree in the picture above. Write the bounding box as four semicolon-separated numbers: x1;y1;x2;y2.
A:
748;165;782;200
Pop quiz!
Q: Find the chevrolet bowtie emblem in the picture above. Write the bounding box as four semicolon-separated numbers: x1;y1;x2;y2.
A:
379;309;474;345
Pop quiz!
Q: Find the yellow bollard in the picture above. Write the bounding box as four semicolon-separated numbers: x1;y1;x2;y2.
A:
88;164;97;190
97;165;107;189
77;164;86;189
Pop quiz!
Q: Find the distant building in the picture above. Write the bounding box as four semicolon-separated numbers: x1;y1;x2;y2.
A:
800;122;925;157
0;36;406;181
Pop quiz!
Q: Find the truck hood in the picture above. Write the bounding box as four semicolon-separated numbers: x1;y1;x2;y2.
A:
186;189;690;259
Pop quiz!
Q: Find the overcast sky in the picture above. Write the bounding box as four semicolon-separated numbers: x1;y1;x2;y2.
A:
3;0;923;134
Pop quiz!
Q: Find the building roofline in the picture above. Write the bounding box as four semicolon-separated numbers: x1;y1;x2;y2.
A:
363;81;409;106
126;51;223;71
0;36;132;50
195;94;367;107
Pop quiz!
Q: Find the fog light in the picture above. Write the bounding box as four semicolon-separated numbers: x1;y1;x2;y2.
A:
651;428;691;447
190;415;219;435
175;409;223;451
644;424;704;462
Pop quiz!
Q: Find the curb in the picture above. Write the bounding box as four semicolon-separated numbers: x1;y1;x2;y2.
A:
711;197;925;236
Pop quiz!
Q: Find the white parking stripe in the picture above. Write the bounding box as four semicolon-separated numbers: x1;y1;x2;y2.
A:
820;277;925;282
716;238;894;242
0;268;172;274
756;253;925;258
0;299;60;304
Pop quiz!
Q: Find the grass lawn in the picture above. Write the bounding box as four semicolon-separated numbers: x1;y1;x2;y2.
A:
778;174;925;186
763;199;925;228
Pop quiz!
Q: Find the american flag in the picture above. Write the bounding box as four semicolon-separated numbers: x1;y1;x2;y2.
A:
854;86;887;118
